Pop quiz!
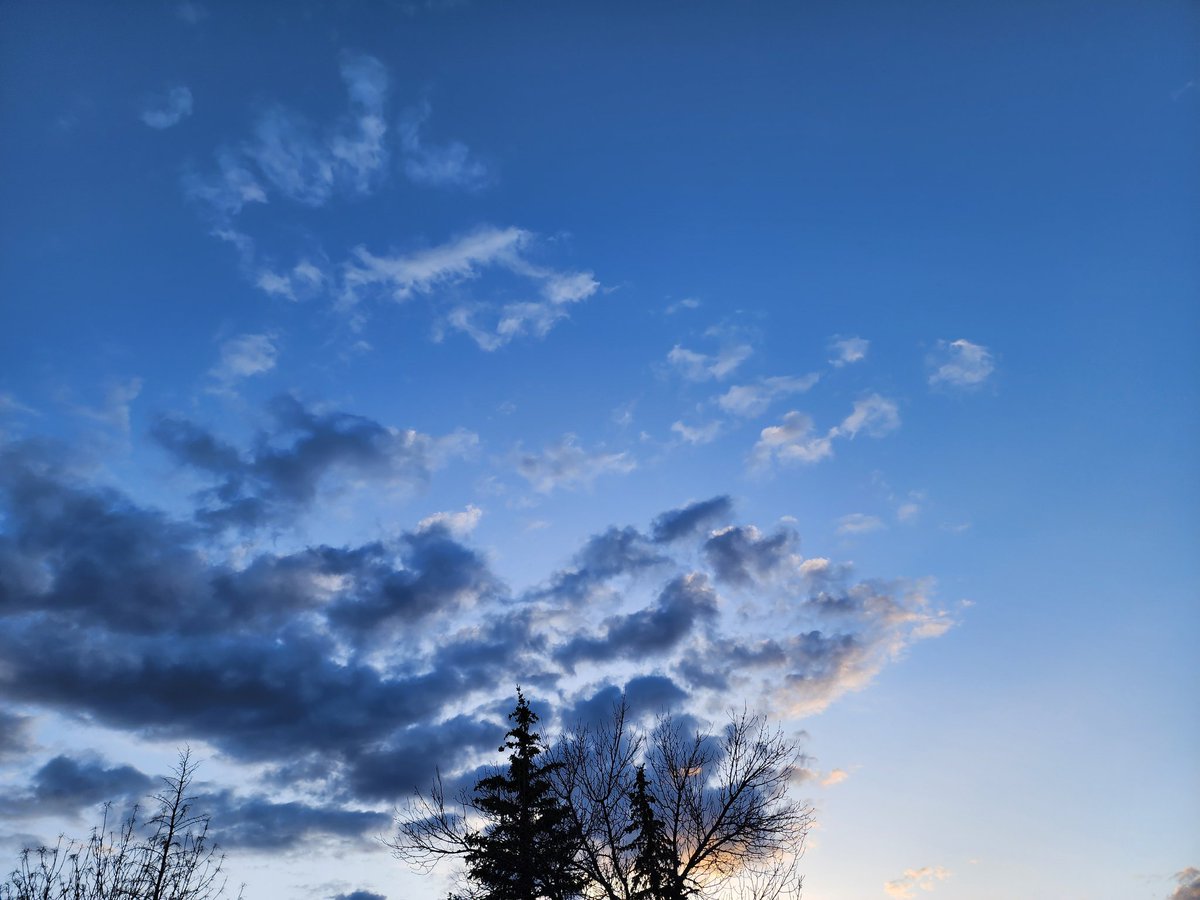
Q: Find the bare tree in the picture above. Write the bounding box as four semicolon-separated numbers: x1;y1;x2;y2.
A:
1;750;240;900
551;702;811;900
390;698;811;900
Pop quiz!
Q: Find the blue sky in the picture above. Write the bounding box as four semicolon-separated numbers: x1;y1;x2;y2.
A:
1;2;1197;898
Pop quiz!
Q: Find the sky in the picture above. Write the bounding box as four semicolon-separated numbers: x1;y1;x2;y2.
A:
1;1;1197;898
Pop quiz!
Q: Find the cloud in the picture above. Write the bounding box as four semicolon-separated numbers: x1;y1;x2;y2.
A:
1171;869;1200;900
140;86;193;129
400;100;488;189
752;412;834;467
333;893;387;900
187;53;388;223
341;226;599;348
716;374;820;418
828;335;869;367
836;513;885;535
254;258;327;302
649;495;733;544
75;378;143;434
246;54;388;205
516;434;635;494
928;339;995;389
752;394;900;470
175;2;207;24
820;768;849;786
671;419;722;445
884;866;951;899
0;754;152;819
703;524;797;586
0;439;951;848
667;344;753;382
152;394;477;531
0;711;35;760
555;574;718;671
664;298;700;315
208;333;278;389
417;504;483;536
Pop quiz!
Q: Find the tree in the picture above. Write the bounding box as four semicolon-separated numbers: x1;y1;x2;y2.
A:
622;767;680;900
1;750;240;900
552;702;810;900
389;690;584;900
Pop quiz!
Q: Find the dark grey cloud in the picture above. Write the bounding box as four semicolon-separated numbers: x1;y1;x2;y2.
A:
554;574;717;670
333;892;387;900
204;791;388;850
0;755;152;819
649;495;733;543
0;710;35;760
153;395;473;531
531;525;667;603
702;524;796;586
563;675;690;731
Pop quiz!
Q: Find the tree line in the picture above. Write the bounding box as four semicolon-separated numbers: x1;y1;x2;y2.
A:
390;690;811;900
2;694;810;900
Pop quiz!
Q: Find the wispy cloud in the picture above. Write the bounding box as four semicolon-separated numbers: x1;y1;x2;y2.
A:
829;335;869;367
175;2;207;24
516;434;636;493
928;338;995;389
188;53;388;217
400;100;489;189
208;333;279;390
255;258;327;302
664;297;700;315
140;86;193;129
752;394;900;470
671;419;722;445
716;373;820;418
342;225;599;348
884;866;951;899
667;343;753;382
837;513;885;535
75;378;143;434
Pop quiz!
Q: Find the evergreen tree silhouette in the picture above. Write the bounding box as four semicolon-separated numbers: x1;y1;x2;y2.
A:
463;689;583;900
623;765;681;900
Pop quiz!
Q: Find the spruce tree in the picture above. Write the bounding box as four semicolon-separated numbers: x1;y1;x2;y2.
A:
463;689;583;900
624;765;681;900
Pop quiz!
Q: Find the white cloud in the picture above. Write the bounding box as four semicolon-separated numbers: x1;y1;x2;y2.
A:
752;394;900;470
209;334;278;388
837;513;885;535
837;393;900;439
820;768;850;787
667;343;753;382
341;226;599;349
184;150;267;221
829;335;869;367
0;392;36;416
671;420;722;445
716;373;820;418
664;298;700;315
884;866;951;899
516;435;636;494
400;100;488;189
140;86;193;129
343;227;528;305
255;258;327;302
245;54;389;205
753;412;834;467
928;338;995;389
417;504;483;536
